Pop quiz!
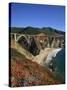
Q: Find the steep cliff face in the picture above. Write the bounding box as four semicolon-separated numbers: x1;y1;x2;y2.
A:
11;48;60;87
10;38;65;87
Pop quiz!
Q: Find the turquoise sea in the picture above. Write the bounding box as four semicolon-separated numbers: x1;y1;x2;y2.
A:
48;48;65;82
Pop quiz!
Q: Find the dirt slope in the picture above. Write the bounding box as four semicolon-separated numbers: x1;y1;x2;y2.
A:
10;49;60;87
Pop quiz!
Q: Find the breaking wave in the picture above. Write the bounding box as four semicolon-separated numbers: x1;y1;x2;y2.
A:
44;48;62;65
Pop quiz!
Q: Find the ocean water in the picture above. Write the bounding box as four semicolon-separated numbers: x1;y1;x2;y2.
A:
45;48;65;81
53;48;65;74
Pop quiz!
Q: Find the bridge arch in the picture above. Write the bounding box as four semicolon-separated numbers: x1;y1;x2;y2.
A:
16;35;31;50
16;35;28;42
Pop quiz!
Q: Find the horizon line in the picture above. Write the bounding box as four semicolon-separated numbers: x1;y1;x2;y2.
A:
10;26;65;32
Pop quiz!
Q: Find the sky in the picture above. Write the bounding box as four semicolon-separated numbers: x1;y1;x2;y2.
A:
10;3;65;31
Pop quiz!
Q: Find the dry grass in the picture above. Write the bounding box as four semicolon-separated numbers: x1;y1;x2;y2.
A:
10;49;60;87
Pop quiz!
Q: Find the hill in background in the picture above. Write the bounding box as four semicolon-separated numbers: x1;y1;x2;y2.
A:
10;26;65;35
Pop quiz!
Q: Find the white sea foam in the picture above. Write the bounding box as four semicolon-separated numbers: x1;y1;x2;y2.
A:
44;48;62;65
34;48;54;65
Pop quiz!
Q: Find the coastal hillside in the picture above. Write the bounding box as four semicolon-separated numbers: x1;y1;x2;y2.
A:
10;27;65;35
11;48;61;87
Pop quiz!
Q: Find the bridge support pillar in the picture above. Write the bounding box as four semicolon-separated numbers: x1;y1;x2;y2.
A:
55;39;60;48
51;38;55;48
14;33;17;42
47;38;50;48
60;39;64;48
